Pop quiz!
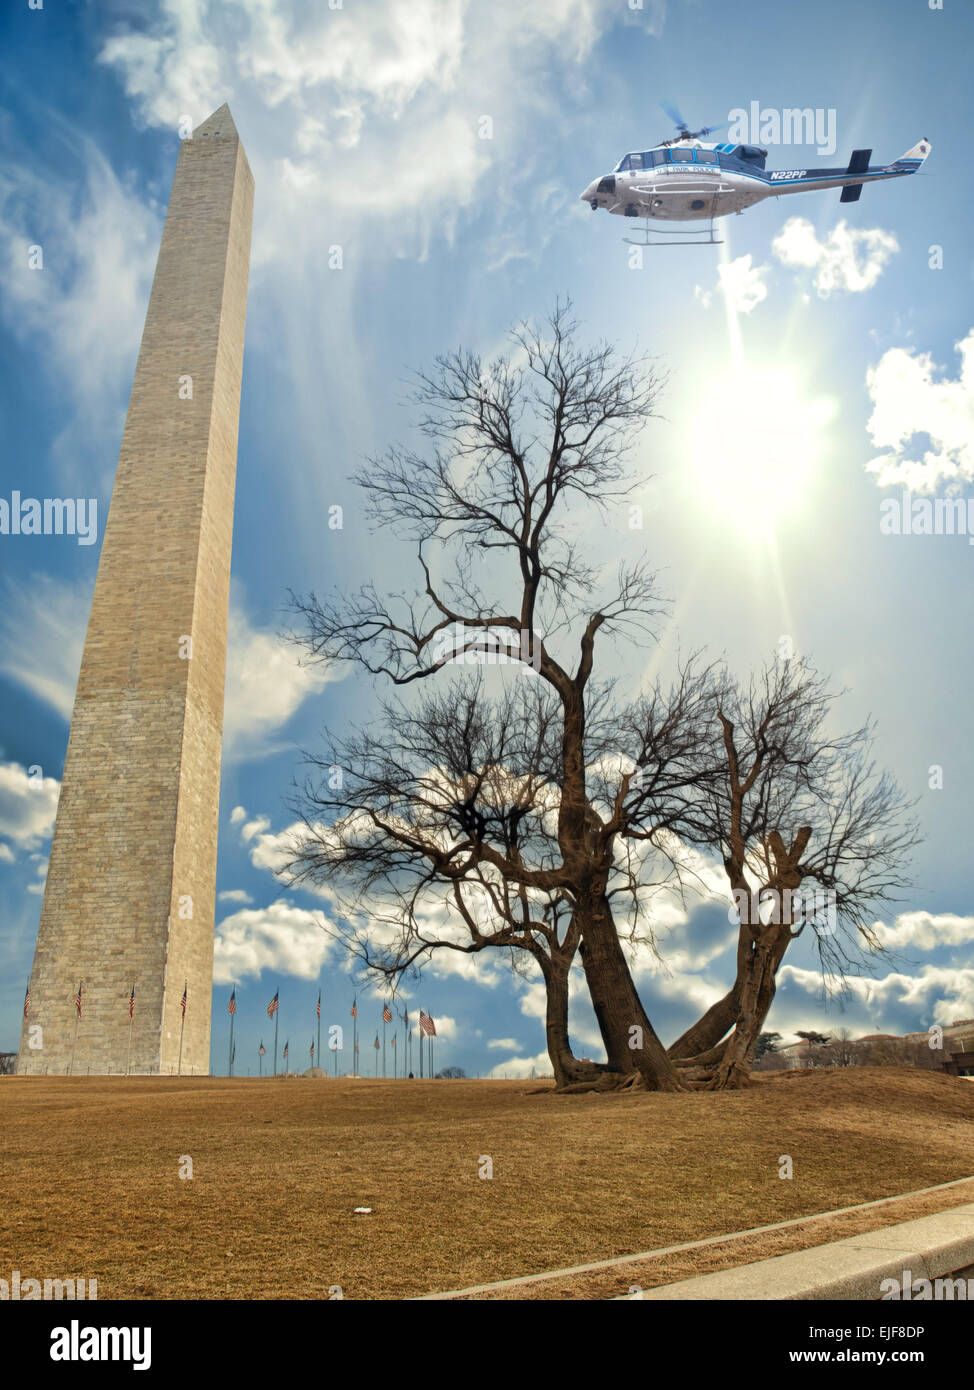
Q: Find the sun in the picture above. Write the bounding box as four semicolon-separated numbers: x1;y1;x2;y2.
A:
686;364;836;531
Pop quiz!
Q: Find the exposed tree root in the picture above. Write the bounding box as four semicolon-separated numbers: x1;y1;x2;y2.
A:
551;1070;689;1095
673;1040;728;1068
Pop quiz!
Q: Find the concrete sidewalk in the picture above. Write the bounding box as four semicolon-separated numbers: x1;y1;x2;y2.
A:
631;1203;974;1300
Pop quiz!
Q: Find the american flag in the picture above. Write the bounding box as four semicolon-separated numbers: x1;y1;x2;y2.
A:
403;1007;409;1029
23;981;30;1021
259;1040;265;1056
309;1040;314;1059
350;998;357;1019
391;1035;397;1048
267;990;279;1018
228;989;236;1016
316;990;321;1020
129;985;135;1019
75;981;83;1019
283;1039;289;1060
373;1034;379;1049
420;1010;436;1037
382;1003;392;1023
180;983;188;1017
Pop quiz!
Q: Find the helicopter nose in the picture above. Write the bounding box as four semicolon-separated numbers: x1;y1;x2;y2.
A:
580;179;600;203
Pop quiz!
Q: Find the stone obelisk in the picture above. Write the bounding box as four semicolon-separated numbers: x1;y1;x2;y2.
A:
17;105;253;1076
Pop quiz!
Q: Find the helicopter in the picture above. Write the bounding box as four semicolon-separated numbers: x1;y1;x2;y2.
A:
580;102;932;245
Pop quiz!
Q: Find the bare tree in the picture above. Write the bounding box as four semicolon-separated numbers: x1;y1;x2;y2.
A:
285;655;725;1090
664;657;919;1089
287;302;726;1089
286;678;598;1087
286;305;918;1094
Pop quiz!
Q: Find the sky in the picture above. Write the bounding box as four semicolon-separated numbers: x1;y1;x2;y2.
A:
1;0;972;1078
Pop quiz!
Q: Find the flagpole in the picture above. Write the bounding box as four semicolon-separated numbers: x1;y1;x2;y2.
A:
70;995;80;1076
273;1007;279;1077
317;992;321;1073
382;1017;387;1078
126;989;134;1076
177;983;187;1076
229;1009;235;1078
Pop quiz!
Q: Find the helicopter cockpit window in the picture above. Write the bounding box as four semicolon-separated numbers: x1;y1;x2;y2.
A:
614;155;631;172
670;148;694;162
629;153;645;170
651;150;666;166
695;149;718;164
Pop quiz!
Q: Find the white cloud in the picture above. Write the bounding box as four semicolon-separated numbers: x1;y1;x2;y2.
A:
873;911;974;952
213;899;332;983
97;0;620;267
771;217;898;297
0;133;158;450
864;330;974;492
0;576;332;760
0;843;14;863
779;962;974;1030
695;254;769;315
0;572;90;721
487;1037;521;1051
423;1012;456;1040
240;815;271;844
0;762;61;849
229;805;247;825
223;594;340;758
26;856;48;896
486;1047;553;1078
218;888;254;904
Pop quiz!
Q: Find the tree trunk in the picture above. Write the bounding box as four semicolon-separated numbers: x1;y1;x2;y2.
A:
709;930;789;1090
576;893;686;1092
540;954;605;1088
668;986;740;1060
668;923;749;1059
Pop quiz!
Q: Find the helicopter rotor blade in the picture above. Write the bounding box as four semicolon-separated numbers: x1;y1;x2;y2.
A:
660;99;688;131
698;119;731;137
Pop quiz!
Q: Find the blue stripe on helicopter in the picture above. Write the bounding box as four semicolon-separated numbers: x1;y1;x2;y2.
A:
733;167;912;188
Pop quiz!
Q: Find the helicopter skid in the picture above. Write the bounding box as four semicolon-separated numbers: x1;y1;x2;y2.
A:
623;219;723;247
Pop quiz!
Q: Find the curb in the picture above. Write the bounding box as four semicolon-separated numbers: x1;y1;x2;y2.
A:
629;1202;974;1300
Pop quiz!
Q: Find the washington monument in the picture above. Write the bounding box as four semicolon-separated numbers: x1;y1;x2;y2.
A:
17;105;253;1076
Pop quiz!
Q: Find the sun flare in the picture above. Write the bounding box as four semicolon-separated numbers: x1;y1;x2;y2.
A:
686;365;836;530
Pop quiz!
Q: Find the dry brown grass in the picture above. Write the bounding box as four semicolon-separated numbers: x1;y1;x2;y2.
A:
1;1067;972;1300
